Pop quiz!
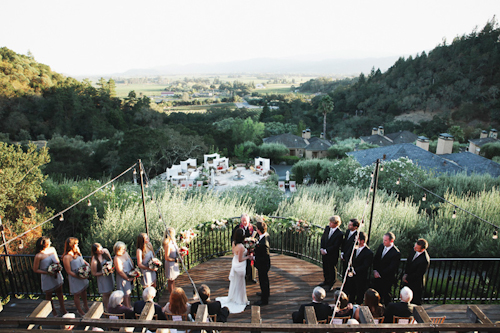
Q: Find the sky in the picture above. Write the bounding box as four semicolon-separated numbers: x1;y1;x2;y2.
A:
2;0;498;76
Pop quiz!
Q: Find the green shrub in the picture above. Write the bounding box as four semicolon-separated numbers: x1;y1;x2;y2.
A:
276;155;300;165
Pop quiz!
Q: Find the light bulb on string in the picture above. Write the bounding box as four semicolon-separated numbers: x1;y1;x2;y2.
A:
452;208;457;219
422;193;426;201
133;169;137;175
380;165;384;172
371;172;374;177
59;214;64;221
347;267;354;278
370;186;374;193
145;182;149;188
396;178;400;185
111;184;115;191
18;239;24;250
87;199;92;207
493;230;498;240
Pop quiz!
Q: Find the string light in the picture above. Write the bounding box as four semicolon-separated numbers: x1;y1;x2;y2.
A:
396;178;400;185
111;184;115;191
87;199;92;207
370;186;374;193
452;208;457;219
493;230;498;240
380;165;384;172
18;239;23;250
422;193;427;201
59;214;64;221
133;169;137;175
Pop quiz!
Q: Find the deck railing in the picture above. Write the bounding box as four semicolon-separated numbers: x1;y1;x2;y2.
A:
1;219;499;303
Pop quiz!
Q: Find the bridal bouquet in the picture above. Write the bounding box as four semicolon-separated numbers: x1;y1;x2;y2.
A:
179;246;189;256
77;264;91;279
47;263;63;277
127;267;142;279
148;257;162;270
243;237;257;253
102;261;114;276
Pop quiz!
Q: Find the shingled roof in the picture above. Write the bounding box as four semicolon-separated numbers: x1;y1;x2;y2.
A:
347;143;500;176
360;130;418;147
306;137;332;151
263;133;308;149
468;137;498;147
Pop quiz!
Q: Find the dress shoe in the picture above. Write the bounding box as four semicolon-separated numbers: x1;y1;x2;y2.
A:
248;279;257;284
256;292;262;296
318;282;328;287
254;300;268;306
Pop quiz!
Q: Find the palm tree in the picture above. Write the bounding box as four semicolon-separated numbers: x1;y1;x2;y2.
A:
318;95;334;140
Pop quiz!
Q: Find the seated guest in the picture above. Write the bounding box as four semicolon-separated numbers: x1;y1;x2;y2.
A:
163;287;191;316
191;284;229;322
353;288;385;321
330;289;353;317
133;286;167;320
107;290;135;319
383;286;416;323
292;286;333;323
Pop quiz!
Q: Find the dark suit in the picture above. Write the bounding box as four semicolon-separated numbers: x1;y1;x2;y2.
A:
346;245;373;304
292;301;333;323
191;300;229;322
404;250;430;305
320;226;343;286
383;301;416;323
372;244;401;305
254;233;271;303
133;300;167;320
341;230;358;274
232;224;254;280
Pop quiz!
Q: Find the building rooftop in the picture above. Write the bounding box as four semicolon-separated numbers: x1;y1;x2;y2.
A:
263;133;308;149
360;130;418;147
347;143;500;176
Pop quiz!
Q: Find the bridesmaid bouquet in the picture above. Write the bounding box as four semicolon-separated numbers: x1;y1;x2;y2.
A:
77;264;91;279
148;257;162;270
179;246;189;256
102;261;114;276
243;237;257;254
127;267;142;278
47;263;63;277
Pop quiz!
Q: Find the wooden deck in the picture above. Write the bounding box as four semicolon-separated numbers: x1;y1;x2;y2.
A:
1;254;499;329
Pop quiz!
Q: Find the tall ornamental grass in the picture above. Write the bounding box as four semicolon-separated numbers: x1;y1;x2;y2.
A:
83;186;254;253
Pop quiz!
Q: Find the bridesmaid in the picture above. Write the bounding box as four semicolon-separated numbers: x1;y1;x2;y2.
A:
62;237;89;316
162;227;180;295
136;233;157;288
90;243;115;310
113;241;135;309
32;236;67;316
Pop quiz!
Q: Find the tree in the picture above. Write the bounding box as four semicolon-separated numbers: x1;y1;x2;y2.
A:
0;142;51;253
318;95;334;140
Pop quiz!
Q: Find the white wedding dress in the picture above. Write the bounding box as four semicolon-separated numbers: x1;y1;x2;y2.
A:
216;248;248;313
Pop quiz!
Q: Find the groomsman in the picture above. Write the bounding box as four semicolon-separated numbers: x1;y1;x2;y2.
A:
232;213;256;283
345;232;373;304
319;216;343;290
341;218;359;275
402;238;430;305
372;232;401;305
253;221;270;306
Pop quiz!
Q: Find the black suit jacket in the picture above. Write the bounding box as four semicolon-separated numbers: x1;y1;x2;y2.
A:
342;230;358;261
320;227;343;258
373;244;401;283
254;233;270;270
384;301;416;323
352;246;373;279
405;250;430;287
292;302;333;323
191;300;229;322
231;224;253;242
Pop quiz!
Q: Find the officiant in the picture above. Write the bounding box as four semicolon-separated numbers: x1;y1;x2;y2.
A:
231;213;257;283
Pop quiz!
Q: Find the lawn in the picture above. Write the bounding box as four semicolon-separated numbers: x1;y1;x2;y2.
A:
115;84;166;98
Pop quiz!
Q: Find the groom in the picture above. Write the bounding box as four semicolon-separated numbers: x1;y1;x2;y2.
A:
253;221;270;306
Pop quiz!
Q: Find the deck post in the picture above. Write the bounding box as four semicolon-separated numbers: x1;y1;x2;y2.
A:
467;305;493;324
27;300;52;330
358;306;375;324
305;306;318;324
83;302;104;331
251;305;261;333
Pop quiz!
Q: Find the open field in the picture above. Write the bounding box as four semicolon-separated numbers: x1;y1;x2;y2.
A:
115;83;166;98
165;102;236;113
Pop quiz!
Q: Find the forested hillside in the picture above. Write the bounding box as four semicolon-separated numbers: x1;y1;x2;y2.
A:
300;18;500;130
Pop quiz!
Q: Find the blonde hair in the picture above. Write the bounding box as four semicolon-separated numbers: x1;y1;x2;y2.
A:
113;241;126;255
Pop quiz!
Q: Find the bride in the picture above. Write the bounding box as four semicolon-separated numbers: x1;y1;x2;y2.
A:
216;228;250;313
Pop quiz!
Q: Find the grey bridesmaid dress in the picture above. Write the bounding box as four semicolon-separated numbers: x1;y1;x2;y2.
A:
68;256;89;294
39;254;63;292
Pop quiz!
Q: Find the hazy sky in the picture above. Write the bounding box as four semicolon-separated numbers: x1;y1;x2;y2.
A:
2;0;498;76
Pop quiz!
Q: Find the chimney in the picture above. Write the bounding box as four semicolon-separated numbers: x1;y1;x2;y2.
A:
372;127;378;135
378;126;384;136
304;128;311;140
480;130;488;139
416;136;430;151
320;132;324;139
490;129;498;139
436;133;454;155
302;130;306;139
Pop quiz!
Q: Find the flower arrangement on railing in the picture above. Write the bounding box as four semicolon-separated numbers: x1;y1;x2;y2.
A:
196;215;320;236
179;228;197;244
